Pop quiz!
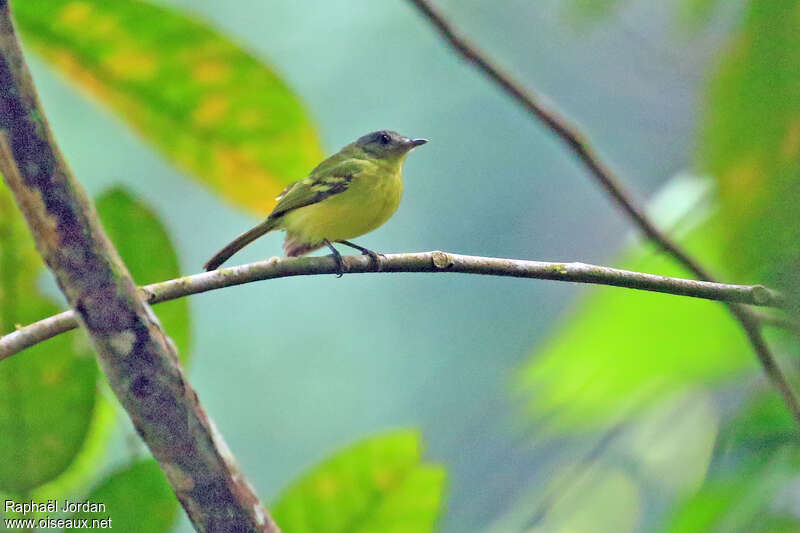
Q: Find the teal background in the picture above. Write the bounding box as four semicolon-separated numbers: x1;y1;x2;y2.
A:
25;1;737;530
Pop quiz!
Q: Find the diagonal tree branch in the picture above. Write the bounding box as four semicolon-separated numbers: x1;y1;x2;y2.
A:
0;3;277;531
0;251;787;361
406;0;800;431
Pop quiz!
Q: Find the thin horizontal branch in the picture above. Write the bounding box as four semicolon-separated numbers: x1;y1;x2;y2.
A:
0;251;784;360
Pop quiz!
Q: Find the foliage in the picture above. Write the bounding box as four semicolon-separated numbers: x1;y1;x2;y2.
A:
13;0;323;214
1;0;798;531
70;460;179;533
273;430;447;533
660;401;800;533
699;0;800;307
0;184;97;494
517;215;749;430
1;3;449;532
517;0;800;532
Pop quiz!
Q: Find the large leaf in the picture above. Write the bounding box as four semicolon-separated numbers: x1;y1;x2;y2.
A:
0;184;97;493
14;0;323;213
272;430;446;533
95;186;190;361
699;0;800;305
71;459;179;533
517;217;749;430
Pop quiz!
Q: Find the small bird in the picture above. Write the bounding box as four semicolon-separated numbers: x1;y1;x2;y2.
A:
204;130;427;274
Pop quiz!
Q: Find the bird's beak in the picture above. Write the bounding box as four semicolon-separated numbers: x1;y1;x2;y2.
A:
408;138;428;148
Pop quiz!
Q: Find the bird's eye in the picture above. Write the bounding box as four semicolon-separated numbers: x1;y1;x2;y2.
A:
379;133;391;145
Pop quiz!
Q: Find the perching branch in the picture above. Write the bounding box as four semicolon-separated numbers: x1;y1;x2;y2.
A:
407;0;800;431
0;4;277;532
0;251;787;360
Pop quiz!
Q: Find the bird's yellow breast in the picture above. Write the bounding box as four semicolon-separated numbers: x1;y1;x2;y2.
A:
279;164;403;244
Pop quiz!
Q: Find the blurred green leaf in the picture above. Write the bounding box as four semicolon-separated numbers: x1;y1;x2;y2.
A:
622;389;718;496
0;185;97;494
517;217;750;430
95;186;190;361
14;0;323;214
660;447;799;533
31;393;116;505
661;385;800;533
699;0;800;304
527;465;641;533
273;430;446;533
720;390;796;452
71;459;179;532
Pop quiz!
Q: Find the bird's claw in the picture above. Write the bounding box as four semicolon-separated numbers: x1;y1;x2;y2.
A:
362;249;384;271
323;238;346;278
331;253;346;277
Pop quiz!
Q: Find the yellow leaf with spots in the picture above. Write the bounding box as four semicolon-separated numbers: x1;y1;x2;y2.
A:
103;48;157;80
14;0;323;214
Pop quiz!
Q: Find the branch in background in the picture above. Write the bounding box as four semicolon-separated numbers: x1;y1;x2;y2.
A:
755;310;800;336
407;0;800;431
0;4;277;532
0;251;787;360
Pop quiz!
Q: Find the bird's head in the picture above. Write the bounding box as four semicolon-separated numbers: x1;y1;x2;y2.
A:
354;130;427;161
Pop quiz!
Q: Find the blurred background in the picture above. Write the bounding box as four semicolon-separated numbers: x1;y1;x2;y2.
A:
3;0;800;531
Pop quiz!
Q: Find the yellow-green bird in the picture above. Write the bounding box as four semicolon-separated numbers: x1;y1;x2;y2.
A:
204;130;427;273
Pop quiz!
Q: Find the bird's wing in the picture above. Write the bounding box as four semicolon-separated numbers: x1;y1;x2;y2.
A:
269;160;362;219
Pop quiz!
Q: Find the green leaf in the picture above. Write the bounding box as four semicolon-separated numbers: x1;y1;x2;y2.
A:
95;186;190;361
272;430;447;533
0;184;97;494
660;447;799;533
528;465;641;533
699;0;800;304
14;0;323;214
71;459;179;533
517;217;750;430
660;387;800;533
31;393;116;504
622;389;718;496
720;390;796;452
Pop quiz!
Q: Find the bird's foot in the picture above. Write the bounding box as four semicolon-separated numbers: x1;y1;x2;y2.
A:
336;240;384;271
362;249;385;271
323;239;346;278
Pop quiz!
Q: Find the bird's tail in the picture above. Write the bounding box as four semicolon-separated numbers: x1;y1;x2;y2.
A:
204;218;278;271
